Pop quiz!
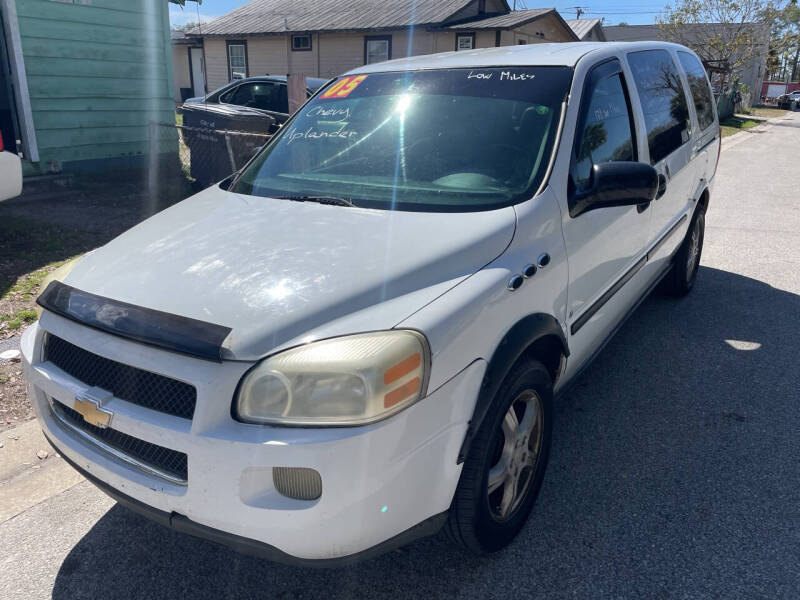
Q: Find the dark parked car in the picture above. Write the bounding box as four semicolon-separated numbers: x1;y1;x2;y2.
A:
180;75;327;186
777;90;800;110
180;103;276;186
183;75;328;132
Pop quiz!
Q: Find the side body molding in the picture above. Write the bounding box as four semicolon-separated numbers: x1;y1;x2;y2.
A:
457;313;568;463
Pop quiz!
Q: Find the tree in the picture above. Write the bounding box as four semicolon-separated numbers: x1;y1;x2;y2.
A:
657;0;774;88
171;21;201;32
764;0;800;80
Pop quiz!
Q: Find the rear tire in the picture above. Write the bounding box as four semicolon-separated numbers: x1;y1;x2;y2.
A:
445;358;552;554
661;209;705;297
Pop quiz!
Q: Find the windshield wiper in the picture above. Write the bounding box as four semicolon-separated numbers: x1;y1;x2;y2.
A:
275;194;355;207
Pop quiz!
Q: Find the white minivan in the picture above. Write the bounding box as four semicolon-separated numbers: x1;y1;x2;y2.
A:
23;42;719;565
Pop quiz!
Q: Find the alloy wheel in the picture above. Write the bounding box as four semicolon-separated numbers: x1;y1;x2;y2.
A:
487;390;544;521
686;218;701;280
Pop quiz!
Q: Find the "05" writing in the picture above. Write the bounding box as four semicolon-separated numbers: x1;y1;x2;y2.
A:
321;75;367;99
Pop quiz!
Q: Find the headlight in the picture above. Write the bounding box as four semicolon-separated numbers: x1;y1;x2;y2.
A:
234;330;430;426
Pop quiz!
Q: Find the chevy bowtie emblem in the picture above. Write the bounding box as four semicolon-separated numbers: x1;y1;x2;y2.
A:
73;387;114;429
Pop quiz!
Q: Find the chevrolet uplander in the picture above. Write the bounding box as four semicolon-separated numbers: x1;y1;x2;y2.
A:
23;41;719;565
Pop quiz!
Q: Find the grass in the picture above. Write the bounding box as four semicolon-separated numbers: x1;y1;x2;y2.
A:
1;177;191;340
0;309;38;331
0;257;80;331
738;106;788;119
720;116;761;138
0;215;99;334
5;257;70;298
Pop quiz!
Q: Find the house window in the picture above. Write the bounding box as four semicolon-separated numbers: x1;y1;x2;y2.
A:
364;35;392;64
227;40;248;81
292;34;312;52
456;33;475;51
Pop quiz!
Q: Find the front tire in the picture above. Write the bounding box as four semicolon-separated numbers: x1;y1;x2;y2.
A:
446;358;553;554
662;209;705;297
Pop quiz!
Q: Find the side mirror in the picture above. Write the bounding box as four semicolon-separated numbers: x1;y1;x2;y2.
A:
569;161;658;217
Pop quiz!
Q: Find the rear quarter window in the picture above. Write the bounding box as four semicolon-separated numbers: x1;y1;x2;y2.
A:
677;52;716;131
627;49;691;164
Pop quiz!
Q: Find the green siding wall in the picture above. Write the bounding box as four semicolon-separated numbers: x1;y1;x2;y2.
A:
16;0;176;174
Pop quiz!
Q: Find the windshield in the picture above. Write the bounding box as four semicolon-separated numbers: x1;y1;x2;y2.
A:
231;67;572;211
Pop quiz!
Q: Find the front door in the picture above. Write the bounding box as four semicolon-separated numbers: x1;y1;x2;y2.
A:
561;58;652;371
190;47;205;98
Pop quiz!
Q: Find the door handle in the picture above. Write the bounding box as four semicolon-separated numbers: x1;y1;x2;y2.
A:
656;173;668;199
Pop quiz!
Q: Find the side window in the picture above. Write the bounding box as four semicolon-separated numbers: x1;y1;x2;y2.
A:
222;83;254;106
627;50;691;164
225;83;289;113
219;85;240;104
677;52;715;131
570;61;637;195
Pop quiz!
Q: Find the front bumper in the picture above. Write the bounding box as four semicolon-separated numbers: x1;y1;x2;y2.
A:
22;314;485;562
45;433;448;567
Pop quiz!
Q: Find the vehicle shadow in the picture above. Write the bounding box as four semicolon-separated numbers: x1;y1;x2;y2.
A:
51;266;800;599
0;175;188;301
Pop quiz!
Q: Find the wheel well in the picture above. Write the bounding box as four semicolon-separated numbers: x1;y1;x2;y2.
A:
457;314;567;464
697;188;710;214
520;334;564;385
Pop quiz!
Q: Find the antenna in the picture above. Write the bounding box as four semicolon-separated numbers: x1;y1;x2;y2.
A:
567;6;588;18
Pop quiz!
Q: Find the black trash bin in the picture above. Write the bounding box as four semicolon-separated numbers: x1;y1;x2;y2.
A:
180;103;275;187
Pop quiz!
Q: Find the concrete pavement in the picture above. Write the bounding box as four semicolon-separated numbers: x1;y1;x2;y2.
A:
0;420;83;522
2;112;799;599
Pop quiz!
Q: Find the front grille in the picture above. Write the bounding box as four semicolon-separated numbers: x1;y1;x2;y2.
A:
45;335;196;420
52;400;188;483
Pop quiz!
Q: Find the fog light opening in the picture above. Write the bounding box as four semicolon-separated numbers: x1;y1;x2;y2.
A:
272;466;322;501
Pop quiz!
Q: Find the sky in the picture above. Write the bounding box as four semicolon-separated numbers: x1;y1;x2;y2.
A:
168;0;670;29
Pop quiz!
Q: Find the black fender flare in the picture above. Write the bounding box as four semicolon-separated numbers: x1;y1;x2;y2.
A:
457;313;568;464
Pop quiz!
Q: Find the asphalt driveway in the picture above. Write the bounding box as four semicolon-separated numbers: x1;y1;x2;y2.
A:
2;112;799;599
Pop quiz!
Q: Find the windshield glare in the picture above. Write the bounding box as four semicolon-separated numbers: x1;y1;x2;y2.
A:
231;67;572;211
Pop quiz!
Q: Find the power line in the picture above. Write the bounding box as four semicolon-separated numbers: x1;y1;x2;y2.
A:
580;10;663;14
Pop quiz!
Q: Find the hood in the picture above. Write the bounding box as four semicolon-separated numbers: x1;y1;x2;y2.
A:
63;186;516;360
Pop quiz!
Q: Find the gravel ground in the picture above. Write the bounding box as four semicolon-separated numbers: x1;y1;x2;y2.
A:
0;334;20;360
2;113;799;600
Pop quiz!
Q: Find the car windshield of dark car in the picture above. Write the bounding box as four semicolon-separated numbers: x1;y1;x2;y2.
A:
231;67;572;211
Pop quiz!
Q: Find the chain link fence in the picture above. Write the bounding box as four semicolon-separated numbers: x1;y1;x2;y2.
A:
149;121;271;190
